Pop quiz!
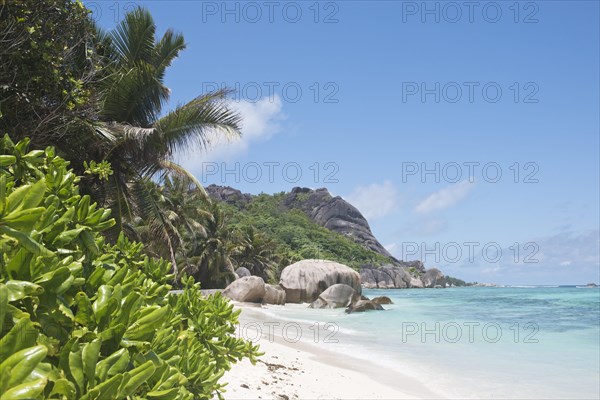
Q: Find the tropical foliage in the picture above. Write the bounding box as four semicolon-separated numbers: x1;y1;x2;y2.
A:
83;7;241;233
0;135;260;399
1;1;242;274
0;3;278;398
0;0;97;140
231;226;281;282
221;193;394;276
0;1;420;295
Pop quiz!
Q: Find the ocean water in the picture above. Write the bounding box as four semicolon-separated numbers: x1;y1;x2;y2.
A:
254;287;600;399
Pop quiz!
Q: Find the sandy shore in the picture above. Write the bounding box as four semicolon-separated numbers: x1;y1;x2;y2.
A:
220;304;443;400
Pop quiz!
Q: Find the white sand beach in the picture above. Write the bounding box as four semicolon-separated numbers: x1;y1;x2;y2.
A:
220;304;443;400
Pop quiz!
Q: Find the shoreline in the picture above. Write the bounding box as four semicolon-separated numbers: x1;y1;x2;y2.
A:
220;303;444;400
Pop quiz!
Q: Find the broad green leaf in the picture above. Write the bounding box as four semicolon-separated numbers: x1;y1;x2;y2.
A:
125;306;169;340
48;378;77;400
5;185;29;214
20;179;46;210
4;345;47;390
68;346;84;394
0;175;6;214
2;207;45;231
77;195;90;221
22;150;45;160
0;377;47;399
0;226;52;256
52;227;85;247
0;285;8;331
81;374;123;400
4;248;32;277
74;293;94;327
80;230;99;255
0;154;16;167
92;285;112;317
34;265;68;284
96;349;129;381
4;280;44;301
82;339;102;388
118;360;155;398
0;319;38;361
147;387;180;399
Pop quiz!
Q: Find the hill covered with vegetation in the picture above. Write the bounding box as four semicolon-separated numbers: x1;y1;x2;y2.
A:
222;191;394;273
204;186;472;288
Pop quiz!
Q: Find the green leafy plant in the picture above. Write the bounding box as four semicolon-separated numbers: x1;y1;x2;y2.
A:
1;3;242;273
0;135;260;399
83;161;113;181
221;193;394;279
0;0;97;140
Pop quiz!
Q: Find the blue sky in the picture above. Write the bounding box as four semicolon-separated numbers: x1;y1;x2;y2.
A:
90;1;600;285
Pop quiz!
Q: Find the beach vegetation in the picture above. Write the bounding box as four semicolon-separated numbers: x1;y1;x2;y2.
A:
1;1;241;275
0;135;260;399
220;193;394;280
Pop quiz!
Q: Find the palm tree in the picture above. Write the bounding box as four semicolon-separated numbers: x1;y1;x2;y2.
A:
79;7;241;270
130;176;216;277
181;202;240;288
233;226;279;281
161;176;210;236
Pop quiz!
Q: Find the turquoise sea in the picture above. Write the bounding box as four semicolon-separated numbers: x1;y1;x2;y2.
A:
254;287;600;399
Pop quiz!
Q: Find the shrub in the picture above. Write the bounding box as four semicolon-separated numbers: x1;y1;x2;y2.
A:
0;135;260;399
222;195;393;273
0;0;99;140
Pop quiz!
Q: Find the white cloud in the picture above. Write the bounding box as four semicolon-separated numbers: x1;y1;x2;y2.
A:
345;181;399;220
533;230;600;267
559;261;572;266
384;243;397;253
457;229;599;284
232;96;284;143
414;180;474;214
481;266;502;274
179;96;285;167
405;217;448;236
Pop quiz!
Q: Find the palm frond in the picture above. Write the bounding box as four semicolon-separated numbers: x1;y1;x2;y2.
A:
103;123;156;168
153;89;242;158
130;177;181;273
101;64;168;125
158;159;210;203
110;7;156;66
94;122;119;143
154;29;186;74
